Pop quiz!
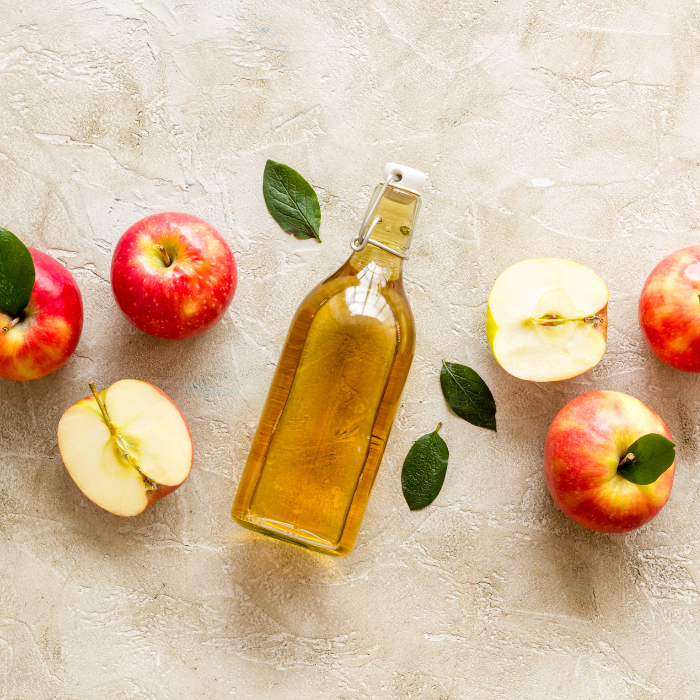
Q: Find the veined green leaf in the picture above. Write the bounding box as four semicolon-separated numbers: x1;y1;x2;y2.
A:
263;160;321;241
0;227;35;318
617;433;675;486
440;360;497;431
401;423;450;510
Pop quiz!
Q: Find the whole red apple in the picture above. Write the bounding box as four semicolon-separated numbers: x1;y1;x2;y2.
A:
111;213;237;340
544;390;675;533
0;249;83;381
639;245;700;372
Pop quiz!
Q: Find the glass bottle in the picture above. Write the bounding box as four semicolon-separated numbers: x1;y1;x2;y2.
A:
232;163;425;556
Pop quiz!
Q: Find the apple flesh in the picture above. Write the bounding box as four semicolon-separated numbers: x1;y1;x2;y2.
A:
639;245;700;372
544;390;675;533
111;212;237;340
0;248;83;381
58;379;193;516
487;258;608;381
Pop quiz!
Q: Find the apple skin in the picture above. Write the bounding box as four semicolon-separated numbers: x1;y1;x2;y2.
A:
111;213;237;340
0;249;83;381
544;390;675;533
639;245;700;372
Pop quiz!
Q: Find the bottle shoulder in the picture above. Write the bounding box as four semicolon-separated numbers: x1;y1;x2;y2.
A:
280;263;413;360
297;262;412;316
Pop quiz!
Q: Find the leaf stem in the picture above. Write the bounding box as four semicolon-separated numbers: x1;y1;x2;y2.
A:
89;382;158;492
440;360;497;432
155;245;171;267
435;422;443;434
2;316;20;331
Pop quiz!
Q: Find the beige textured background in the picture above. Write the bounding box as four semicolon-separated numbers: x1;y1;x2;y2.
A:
1;0;699;697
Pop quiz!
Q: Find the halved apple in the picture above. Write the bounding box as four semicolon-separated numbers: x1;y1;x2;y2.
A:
58;379;193;516
486;258;608;382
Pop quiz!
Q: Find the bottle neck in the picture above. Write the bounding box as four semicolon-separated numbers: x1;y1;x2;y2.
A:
348;183;421;280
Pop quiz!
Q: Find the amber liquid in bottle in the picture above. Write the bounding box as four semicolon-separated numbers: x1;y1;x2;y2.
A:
232;179;421;556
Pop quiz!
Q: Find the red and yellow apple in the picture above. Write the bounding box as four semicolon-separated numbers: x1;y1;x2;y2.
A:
58;379;193;516
111;212;237;340
544;390;675;533
0;249;83;381
639;245;700;372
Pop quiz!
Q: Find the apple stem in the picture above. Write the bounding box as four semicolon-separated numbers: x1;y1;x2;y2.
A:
618;452;635;467
2;317;20;331
531;314;604;328
88;381;158;492
155;245;171;267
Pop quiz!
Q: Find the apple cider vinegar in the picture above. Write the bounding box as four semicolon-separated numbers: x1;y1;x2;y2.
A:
232;164;426;556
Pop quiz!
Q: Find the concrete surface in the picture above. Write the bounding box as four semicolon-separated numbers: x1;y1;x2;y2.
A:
1;1;699;698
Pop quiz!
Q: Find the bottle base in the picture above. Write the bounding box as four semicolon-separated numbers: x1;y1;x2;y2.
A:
232;511;353;557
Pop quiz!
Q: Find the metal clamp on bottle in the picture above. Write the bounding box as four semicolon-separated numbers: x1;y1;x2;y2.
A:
350;174;409;260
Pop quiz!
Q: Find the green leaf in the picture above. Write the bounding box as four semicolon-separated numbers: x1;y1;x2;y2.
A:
401;423;450;510
440;360;497;431
0;227;35;318
617;433;676;486
263;159;321;241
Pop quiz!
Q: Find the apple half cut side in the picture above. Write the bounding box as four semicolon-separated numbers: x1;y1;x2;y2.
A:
487;258;609;382
58;379;193;516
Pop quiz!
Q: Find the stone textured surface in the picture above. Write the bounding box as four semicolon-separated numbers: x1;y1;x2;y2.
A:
1;0;700;697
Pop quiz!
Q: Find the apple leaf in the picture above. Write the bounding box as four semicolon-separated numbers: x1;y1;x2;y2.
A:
0;227;35;318
401;423;450;510
617;433;676;486
263;159;321;241
440;360;497;431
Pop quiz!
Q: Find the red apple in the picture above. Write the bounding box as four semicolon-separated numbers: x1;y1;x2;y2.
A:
0;249;83;381
639;245;700;372
544;390;675;533
111;213;237;340
58;379;193;516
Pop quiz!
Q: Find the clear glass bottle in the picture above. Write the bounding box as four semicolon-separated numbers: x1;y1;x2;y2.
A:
232;163;425;556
